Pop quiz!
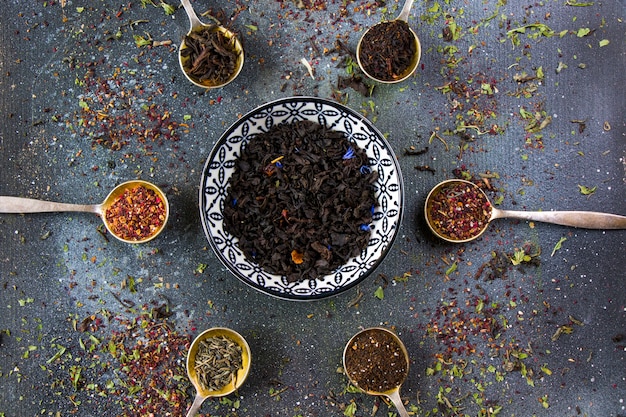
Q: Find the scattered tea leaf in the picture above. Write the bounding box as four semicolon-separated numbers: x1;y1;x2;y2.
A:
577;184;597;195
551;237;567;257
374;286;384;300
599;39;610;47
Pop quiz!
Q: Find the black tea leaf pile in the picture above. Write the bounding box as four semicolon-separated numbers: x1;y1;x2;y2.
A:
223;120;378;282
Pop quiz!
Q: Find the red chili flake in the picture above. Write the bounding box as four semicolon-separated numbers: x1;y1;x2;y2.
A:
105;185;166;241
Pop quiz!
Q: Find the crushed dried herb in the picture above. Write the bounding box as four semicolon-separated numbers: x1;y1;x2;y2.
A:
195;336;243;392
104;185;166;241
344;328;408;393
427;181;492;241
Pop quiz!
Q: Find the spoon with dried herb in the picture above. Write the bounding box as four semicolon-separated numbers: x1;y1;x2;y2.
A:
425;179;626;243
185;327;251;417
356;0;421;83
343;327;412;417
0;180;169;244
178;0;244;88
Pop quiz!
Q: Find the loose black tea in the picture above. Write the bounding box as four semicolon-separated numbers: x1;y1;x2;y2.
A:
427;181;492;241
180;26;241;86
358;20;416;81
223;120;378;282
344;329;408;393
194;336;243;392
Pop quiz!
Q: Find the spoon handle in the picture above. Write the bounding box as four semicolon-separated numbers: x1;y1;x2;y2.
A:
185;393;207;417
494;209;626;230
180;0;203;29
0;197;101;215
396;0;415;22
386;390;411;417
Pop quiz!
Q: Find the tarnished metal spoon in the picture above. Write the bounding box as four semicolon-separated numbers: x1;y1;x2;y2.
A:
0;180;168;244
178;0;244;88
425;179;626;243
356;0;421;83
185;327;251;417
343;327;412;417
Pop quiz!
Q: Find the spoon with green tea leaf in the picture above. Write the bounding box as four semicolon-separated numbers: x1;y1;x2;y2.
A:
185;327;251;417
343;327;412;417
178;0;244;88
0;180;168;244
356;0;421;83
425;179;626;243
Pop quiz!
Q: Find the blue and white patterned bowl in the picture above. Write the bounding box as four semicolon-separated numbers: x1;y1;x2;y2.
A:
199;97;403;301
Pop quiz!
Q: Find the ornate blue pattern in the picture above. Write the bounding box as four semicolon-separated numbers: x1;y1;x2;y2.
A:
199;97;404;301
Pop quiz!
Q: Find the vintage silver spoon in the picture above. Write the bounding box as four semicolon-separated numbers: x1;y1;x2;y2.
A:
0;180;168;244
343;327;412;417
178;0;244;88
425;179;626;243
185;327;251;417
356;0;421;83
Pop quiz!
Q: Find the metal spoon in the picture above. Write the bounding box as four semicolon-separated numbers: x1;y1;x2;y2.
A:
185;327;251;417
0;180;169;244
425;179;626;243
178;0;244;88
343;327;412;417
356;0;421;83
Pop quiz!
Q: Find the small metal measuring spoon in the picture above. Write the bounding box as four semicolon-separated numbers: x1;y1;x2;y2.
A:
179;0;244;88
343;327;412;417
425;179;626;243
356;0;421;83
185;327;251;417
0;180;169;244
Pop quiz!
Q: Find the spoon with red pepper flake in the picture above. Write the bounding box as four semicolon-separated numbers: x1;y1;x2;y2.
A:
425;179;626;243
0;180;169;244
178;0;244;89
343;327;411;417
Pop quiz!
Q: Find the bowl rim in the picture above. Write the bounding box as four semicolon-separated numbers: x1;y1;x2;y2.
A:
199;96;404;301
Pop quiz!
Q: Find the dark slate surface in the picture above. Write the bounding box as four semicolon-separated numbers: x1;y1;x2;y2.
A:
1;0;624;416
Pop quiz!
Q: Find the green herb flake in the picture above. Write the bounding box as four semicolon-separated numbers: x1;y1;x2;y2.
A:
576;27;592;37
599;39;610;47
159;1;176;15
578;184;597;195
374;286;384;300
445;262;458;276
551;237;567;257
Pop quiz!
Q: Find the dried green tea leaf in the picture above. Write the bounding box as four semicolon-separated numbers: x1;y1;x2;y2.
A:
551;237;567;257
578;184;597;195
374;286;384;300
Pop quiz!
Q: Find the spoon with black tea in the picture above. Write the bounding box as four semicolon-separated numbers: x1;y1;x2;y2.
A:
185;327;251;417
178;0;244;88
0;180;168;244
343;327;412;417
356;0;421;83
425;179;626;243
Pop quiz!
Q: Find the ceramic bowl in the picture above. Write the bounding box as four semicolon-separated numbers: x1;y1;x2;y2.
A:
199;96;403;300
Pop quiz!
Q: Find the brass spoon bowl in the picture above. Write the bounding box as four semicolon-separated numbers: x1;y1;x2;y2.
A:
0;180;169;244
356;0;421;84
185;327;251;417
425;179;626;243
179;0;244;89
343;327;411;417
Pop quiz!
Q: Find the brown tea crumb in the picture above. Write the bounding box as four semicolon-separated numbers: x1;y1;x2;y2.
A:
344;329;408;393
